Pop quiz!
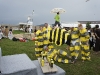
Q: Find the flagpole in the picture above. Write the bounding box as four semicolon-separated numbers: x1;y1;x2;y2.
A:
32;10;34;23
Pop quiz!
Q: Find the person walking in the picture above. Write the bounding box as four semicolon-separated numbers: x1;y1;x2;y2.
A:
54;12;60;27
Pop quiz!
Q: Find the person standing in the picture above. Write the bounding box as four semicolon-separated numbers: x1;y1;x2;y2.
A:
0;27;3;40
54;12;60;27
87;28;94;50
29;26;32;34
93;25;100;54
92;28;96;52
25;27;28;32
78;24;90;62
43;23;52;39
34;26;37;33
1;26;5;36
35;26;44;57
69;26;80;63
34;26;37;37
4;26;9;38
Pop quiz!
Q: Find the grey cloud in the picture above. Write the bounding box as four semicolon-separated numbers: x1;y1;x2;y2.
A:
0;0;100;25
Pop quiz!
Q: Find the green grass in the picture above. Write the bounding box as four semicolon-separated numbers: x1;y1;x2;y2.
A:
13;30;25;34
0;30;100;75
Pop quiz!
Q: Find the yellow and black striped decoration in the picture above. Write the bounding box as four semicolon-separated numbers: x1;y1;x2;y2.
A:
35;30;44;57
48;28;70;46
35;26;52;57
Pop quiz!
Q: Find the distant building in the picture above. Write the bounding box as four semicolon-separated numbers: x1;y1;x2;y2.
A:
36;24;44;27
19;22;27;29
78;21;100;28
78;21;100;24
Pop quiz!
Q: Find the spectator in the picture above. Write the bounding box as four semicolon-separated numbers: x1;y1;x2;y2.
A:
34;26;37;36
29;26;32;33
34;26;37;33
1;26;5;35
25;27;28;32
0;27;3;40
93;25;100;54
88;28;94;50
8;27;13;40
4;26;9;38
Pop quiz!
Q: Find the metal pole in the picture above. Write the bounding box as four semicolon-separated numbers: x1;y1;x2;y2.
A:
94;14;95;21
32;10;34;22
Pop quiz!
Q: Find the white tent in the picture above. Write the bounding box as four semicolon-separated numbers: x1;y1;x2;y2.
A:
27;21;33;30
19;22;27;25
61;22;100;28
90;24;100;28
61;23;86;28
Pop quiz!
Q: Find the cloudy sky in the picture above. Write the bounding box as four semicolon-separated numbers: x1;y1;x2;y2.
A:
0;0;99;25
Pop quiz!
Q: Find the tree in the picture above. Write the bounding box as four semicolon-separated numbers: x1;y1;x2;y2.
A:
86;22;91;29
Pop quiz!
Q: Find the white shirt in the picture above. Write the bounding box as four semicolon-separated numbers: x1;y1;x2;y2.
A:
0;32;3;39
29;28;31;33
8;31;13;40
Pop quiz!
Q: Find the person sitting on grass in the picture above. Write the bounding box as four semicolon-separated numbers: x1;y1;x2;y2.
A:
8;27;13;40
0;27;3;41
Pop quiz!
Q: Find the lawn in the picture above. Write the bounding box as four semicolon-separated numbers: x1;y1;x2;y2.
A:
0;30;100;75
12;30;25;34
